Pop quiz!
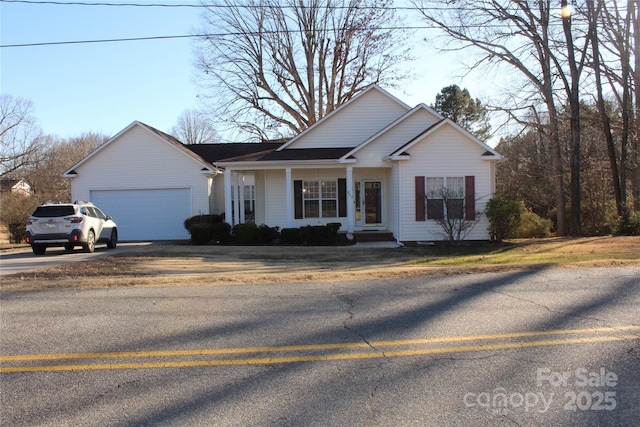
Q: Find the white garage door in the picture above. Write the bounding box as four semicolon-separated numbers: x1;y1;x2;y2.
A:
90;188;191;241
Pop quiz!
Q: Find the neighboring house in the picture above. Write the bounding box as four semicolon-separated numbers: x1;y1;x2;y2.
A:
64;85;503;242
0;178;32;196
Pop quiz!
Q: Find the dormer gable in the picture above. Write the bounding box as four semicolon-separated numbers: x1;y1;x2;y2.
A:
277;85;411;151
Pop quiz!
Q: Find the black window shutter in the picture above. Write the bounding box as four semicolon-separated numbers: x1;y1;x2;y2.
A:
338;178;347;217
294;180;303;219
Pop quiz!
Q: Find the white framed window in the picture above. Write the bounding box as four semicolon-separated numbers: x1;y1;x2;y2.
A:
426;177;464;220
303;180;337;218
244;185;255;213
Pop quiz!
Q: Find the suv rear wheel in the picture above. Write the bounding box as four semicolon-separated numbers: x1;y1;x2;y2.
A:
83;230;96;253
32;244;46;255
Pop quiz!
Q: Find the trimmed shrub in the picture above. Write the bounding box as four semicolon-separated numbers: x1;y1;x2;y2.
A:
485;198;521;242
516;207;553;238
299;225;324;245
190;223;213;245
184;214;223;231
256;224;280;245
326;222;342;235
611;210;640;236
232;223;258;244
212;222;232;244
280;228;301;245
299;223;342;245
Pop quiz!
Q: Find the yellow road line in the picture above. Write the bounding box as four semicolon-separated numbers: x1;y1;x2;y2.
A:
2;325;638;363
1;334;637;373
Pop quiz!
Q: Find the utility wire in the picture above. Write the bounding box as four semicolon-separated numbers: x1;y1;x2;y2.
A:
0;0;597;48
0;0;425;10
0;26;451;48
1;34;197;48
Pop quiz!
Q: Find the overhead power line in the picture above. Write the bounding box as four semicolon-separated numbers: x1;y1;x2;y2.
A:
0;0;423;9
0;26;446;48
2;0;212;7
1;34;197;48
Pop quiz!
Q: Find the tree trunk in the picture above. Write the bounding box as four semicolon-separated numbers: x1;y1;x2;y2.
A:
562;0;582;235
590;13;623;217
632;0;640;211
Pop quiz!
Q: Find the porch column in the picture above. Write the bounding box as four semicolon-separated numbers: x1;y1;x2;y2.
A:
224;169;233;225
285;167;293;228
346;166;355;233
239;174;245;224
233;171;241;225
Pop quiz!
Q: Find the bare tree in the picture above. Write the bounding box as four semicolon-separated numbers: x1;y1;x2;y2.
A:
584;1;639;217
560;0;592;236
429;188;481;245
495;130;555;219
588;0;624;217
195;0;412;141
0;95;44;176
633;0;640;211
170;109;220;145
25;132;107;202
413;0;577;235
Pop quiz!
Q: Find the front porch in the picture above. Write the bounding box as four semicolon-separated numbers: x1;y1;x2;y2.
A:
222;166;395;239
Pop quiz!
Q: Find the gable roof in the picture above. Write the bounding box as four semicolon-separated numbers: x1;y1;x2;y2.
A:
388;118;503;160
0;178;31;192
276;84;411;151
63;121;218;177
338;103;444;162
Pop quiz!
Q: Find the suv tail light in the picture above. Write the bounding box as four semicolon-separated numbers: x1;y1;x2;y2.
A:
26;218;35;225
66;216;83;224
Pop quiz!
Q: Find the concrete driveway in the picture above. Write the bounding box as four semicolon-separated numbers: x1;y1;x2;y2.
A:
0;242;152;276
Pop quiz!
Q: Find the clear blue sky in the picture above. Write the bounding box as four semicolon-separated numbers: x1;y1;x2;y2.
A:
1;0;477;140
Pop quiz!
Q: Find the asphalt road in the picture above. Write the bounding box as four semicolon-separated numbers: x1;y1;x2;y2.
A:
0;242;152;276
1;267;639;426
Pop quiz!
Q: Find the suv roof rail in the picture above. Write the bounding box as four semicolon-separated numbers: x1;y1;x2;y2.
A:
73;200;93;205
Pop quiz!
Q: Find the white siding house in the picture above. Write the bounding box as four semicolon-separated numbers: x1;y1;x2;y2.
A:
217;85;503;243
65;85;502;242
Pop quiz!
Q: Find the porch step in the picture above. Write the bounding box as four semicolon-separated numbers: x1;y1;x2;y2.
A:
349;230;396;242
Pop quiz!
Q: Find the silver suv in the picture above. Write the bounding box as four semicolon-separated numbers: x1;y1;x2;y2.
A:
25;201;118;255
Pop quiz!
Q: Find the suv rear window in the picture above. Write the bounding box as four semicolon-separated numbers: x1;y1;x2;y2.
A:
32;206;76;217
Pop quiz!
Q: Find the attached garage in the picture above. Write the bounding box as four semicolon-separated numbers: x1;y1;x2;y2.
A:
90;188;192;241
64;122;217;241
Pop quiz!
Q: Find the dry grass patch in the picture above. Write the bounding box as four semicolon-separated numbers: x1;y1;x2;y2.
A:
1;236;638;292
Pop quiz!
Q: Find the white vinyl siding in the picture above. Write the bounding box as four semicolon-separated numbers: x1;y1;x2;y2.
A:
285;89;409;149
210;174;225;215
353;108;441;167
397;124;493;241
262;169;287;228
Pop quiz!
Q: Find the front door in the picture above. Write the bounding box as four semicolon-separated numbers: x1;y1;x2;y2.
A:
355;180;383;227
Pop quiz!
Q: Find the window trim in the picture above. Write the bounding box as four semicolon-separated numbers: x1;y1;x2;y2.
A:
302;179;338;219
425;176;465;221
